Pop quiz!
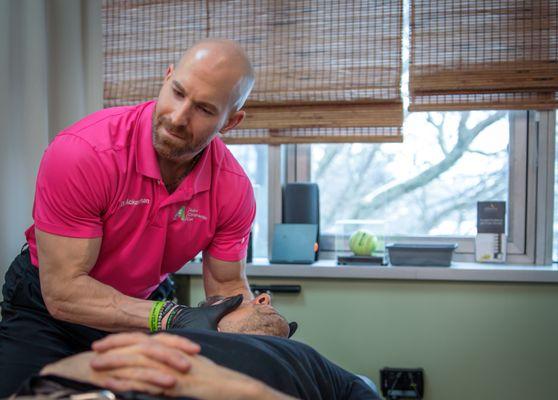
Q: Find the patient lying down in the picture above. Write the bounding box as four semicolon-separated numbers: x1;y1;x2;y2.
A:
14;294;379;400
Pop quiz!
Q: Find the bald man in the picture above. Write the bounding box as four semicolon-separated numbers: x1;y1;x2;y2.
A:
0;39;259;396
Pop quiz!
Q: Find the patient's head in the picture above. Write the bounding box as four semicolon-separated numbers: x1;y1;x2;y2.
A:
200;293;290;338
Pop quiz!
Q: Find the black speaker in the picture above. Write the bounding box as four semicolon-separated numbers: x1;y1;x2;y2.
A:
282;183;320;260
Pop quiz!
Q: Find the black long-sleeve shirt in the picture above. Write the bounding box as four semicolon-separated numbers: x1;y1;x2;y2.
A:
180;329;379;399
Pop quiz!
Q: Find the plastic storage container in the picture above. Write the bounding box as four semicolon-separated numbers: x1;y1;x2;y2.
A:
386;243;458;267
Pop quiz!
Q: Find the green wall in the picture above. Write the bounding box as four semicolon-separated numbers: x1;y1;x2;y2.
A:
184;276;558;400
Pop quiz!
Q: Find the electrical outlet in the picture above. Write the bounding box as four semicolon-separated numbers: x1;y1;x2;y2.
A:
380;367;424;399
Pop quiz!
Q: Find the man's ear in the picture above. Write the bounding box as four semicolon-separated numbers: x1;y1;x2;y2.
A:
253;293;271;305
220;110;246;135
164;64;174;82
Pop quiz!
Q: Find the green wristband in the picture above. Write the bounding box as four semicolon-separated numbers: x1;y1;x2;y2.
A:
149;301;165;333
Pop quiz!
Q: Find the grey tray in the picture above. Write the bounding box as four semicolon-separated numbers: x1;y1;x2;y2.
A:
386;243;458;267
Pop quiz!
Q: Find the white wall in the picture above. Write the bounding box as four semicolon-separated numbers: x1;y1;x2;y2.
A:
0;0;102;294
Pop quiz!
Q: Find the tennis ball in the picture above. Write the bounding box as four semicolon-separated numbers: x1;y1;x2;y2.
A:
349;230;377;256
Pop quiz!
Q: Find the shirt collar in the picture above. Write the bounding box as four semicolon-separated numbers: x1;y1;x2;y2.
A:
175;139;212;197
135;100;162;181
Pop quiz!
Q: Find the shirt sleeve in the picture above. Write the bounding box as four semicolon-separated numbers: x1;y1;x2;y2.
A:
204;176;256;262
33;134;112;238
345;376;381;400
297;343;381;399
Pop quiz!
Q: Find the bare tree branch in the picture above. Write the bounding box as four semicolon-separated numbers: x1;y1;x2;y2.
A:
314;145;340;181
457;111;471;141
417;168;507;232
427;113;449;155
359;111;506;214
424;186;506;233
328;148;379;225
467;149;506;157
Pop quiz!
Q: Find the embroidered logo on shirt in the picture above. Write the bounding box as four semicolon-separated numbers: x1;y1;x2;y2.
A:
119;198;150;208
174;206;207;222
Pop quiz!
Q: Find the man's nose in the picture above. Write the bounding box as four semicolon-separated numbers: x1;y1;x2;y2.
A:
170;99;194;126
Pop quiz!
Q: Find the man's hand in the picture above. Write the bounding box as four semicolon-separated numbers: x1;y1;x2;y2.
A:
163;294;243;330
84;332;200;394
41;350;177;395
92;331;200;360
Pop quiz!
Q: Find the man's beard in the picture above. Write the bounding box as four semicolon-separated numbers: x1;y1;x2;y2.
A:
152;115;197;161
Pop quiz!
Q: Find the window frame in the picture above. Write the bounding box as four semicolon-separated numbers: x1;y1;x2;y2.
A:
266;110;557;265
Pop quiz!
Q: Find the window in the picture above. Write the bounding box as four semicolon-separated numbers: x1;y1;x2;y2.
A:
300;110;540;263
230;111;557;265
227;145;268;258
238;110;558;264
311;111;509;237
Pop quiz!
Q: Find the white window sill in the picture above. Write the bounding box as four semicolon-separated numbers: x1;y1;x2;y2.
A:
176;258;558;284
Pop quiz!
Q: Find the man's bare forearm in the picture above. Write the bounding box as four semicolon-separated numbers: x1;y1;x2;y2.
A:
36;230;154;332
44;273;152;332
202;254;254;300
204;277;252;299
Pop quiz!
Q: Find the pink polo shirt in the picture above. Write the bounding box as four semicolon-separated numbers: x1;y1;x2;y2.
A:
25;101;255;299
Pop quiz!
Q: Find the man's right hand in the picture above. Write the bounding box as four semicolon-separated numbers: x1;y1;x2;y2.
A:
163;294;243;331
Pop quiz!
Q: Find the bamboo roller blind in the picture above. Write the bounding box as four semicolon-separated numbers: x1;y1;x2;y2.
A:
410;0;558;111
102;0;403;144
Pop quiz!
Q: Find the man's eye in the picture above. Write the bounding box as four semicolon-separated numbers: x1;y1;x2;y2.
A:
198;105;213;115
173;88;184;98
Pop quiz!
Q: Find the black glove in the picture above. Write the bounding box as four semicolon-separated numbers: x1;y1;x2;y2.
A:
166;294;243;330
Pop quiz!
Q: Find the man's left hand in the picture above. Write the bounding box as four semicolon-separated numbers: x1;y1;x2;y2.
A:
164;294;243;330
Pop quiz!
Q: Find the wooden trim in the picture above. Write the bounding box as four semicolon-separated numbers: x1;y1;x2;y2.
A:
245;99;402;107
221;135;403;145
411;62;558;95
409;100;558;112
240;103;403;129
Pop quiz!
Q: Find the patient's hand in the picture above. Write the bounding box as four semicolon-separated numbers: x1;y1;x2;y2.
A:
92;331;200;356
86;332;200;393
41;352;96;383
41;331;200;394
40;350;176;395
